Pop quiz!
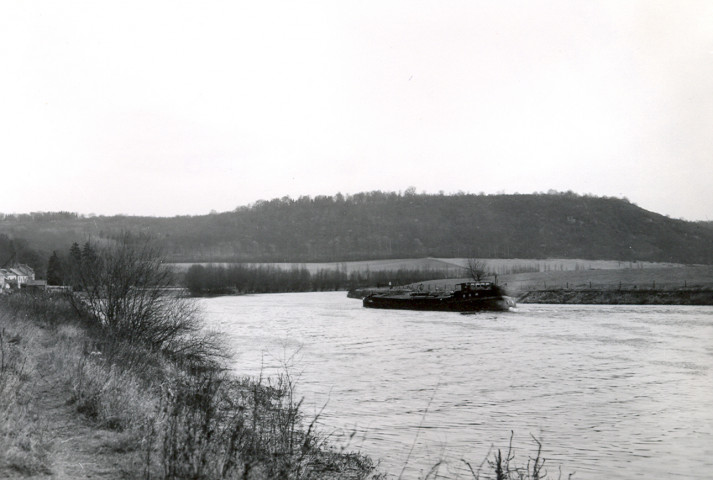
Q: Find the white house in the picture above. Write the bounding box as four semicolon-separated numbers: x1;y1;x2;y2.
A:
0;264;35;290
11;264;35;286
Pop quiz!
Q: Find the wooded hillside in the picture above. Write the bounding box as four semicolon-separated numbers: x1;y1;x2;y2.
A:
2;192;712;265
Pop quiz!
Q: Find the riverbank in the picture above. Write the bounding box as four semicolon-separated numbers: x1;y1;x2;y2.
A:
518;288;713;305
0;293;381;479
399;265;713;305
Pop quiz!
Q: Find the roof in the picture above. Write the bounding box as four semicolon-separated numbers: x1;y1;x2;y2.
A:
1;264;33;277
14;264;35;275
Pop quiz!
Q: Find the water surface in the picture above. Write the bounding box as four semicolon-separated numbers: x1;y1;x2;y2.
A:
201;292;713;479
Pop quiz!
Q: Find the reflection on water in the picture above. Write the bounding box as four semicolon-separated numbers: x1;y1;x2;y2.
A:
201;293;713;479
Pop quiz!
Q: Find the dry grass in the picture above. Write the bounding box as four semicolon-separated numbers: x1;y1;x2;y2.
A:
0;300;52;475
0;292;383;479
458;433;573;480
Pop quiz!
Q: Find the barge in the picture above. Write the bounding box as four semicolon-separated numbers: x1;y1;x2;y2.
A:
362;281;515;312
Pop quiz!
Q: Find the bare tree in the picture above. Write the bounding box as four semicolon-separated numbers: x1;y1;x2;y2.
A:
466;258;489;281
69;233;223;362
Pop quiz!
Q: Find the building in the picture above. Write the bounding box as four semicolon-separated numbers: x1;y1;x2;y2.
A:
0;264;35;291
24;279;48;292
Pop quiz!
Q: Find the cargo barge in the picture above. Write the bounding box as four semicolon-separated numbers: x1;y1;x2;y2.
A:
362;281;515;312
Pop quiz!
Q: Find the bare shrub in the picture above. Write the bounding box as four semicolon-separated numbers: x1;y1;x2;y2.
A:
68;233;224;366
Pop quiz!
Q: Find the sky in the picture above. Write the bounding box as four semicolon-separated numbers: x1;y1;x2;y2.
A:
2;1;712;220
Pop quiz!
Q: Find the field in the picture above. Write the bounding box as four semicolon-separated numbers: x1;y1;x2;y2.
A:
413;265;713;298
169;257;687;275
502;265;713;294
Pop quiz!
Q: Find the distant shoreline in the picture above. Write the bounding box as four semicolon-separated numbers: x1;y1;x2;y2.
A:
517;288;713;305
348;285;713;305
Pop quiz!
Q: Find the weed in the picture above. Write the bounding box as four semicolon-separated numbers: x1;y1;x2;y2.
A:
461;432;572;480
2;282;382;479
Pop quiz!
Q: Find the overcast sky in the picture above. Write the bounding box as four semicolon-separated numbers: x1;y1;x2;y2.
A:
2;1;712;220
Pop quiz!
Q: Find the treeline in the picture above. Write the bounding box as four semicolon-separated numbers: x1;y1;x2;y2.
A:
184;264;456;295
43;241;109;288
0;233;45;276
3;191;713;264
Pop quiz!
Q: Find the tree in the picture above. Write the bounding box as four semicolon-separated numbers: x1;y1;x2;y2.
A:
466;258;489;281
0;234;44;275
69;242;82;263
69;233;222;362
46;250;64;285
67;242;83;289
81;241;98;270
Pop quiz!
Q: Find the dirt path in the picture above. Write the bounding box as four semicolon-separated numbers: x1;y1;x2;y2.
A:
1;327;144;480
31;386;140;479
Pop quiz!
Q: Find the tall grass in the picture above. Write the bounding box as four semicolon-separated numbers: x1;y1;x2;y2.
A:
0;295;52;475
157;372;380;479
459;433;573;480
0;290;383;479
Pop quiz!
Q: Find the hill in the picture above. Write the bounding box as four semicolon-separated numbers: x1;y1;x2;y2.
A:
2;191;712;265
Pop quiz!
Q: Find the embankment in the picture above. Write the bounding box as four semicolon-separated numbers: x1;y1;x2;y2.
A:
0;292;380;479
518;288;713;305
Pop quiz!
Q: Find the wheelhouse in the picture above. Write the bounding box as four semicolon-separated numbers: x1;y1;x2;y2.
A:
456;282;493;292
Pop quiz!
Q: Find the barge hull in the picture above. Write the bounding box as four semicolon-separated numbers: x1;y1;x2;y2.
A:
363;294;514;312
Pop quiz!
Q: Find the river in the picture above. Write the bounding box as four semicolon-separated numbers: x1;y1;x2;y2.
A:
200;292;713;479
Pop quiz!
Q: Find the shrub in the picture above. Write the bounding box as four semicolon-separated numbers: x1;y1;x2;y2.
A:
67;233;224;367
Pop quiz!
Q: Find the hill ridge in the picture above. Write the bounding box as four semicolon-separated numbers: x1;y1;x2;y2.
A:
2;192;712;265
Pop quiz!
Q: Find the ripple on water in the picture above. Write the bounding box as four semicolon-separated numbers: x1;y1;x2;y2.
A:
202;294;713;479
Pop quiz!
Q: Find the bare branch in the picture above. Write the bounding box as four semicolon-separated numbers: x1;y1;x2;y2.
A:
467;258;489;281
68;233;222;365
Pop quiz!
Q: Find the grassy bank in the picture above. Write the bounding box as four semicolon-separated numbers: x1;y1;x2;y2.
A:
0;292;382;479
518;288;713;305
507;266;713;305
498;265;713;296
